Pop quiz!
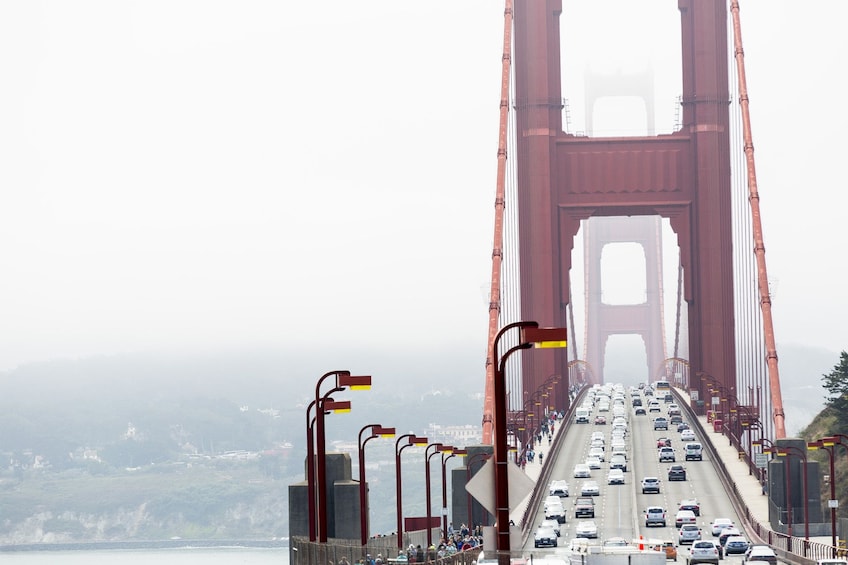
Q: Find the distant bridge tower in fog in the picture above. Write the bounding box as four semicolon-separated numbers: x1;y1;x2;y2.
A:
584;216;666;385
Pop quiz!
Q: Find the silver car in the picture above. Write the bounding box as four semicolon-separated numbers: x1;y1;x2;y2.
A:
678;524;702;545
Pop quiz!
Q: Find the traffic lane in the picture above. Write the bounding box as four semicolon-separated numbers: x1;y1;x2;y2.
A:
632;421;752;562
522;408;604;550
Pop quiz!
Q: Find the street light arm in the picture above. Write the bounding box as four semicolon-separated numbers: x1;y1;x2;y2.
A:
315;370;351;403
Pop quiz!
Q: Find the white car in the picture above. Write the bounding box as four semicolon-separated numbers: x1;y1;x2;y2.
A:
549;480;569;497
544;495;561;510
540;518;561;537
689;540;720;564
575;520;599;538
710;517;735;536
681;429;696;441
607;468;625;485
545;501;566;523
581;480;600;496
589;447;605;461
573;463;591;478
585;456;602;470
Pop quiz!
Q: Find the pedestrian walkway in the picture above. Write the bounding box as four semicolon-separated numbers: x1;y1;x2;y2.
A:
695;412;771;525
675;388;770;527
509;417;562;525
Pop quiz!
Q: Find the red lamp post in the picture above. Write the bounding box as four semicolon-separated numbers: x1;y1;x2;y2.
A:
441;448;467;536
771;444;810;540
314;370;371;542
395;434;428;550
306;392;344;541
425;443;451;547
305;399;320;541
492;322;566;564
809;438;838;554
357;424;395;546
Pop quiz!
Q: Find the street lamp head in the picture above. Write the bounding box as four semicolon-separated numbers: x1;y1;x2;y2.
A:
521;326;567;348
339;374;372;390
376;426;396;437
323;399;351;413
411;436;429;445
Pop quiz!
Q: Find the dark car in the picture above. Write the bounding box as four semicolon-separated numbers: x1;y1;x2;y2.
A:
668;464;687;481
679;499;700;516
677;422;691;432
534;526;558;548
635;407;647;416
718;528;742;550
724;536;750;555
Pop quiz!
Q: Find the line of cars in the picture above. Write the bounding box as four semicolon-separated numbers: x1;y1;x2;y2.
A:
536;381;774;564
636;384;766;564
535;384;635;546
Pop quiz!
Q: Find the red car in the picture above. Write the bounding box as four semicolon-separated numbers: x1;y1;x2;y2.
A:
657;437;672;448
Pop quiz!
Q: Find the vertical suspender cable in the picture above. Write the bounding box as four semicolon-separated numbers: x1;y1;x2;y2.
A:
482;0;515;445
729;0;786;438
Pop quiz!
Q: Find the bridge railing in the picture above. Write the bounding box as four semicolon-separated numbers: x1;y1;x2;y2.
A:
517;384;588;542
290;533;481;565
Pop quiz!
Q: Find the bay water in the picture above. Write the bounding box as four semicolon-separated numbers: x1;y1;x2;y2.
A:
0;547;290;564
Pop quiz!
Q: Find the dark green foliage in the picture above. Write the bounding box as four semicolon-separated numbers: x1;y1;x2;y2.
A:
802;352;848;518
822;351;848;424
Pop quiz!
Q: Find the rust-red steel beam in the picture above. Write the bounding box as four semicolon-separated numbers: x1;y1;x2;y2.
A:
483;0;515;445
729;0;786;438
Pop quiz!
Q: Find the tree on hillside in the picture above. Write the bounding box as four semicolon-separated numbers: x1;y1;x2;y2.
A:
821;351;848;424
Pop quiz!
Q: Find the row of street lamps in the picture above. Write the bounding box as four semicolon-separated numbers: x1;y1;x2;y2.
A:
306;370;473;549
808;434;848;556
304;320;567;561
752;434;848;556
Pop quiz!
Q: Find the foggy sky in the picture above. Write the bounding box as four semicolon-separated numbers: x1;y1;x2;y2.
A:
1;1;845;374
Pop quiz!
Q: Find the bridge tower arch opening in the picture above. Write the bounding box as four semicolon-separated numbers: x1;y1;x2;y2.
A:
584;216;667;386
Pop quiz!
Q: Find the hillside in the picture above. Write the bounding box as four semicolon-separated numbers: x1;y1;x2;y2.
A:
0;343;839;544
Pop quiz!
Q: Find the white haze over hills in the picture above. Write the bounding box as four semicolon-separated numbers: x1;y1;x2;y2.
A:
0;342;836;438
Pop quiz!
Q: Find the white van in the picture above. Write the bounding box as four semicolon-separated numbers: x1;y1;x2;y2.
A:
575;408;590;423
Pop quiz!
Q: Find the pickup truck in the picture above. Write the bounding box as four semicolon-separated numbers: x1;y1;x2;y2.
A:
574;496;595;518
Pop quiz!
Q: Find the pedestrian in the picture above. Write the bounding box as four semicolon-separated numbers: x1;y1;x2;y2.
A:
539;451;544;464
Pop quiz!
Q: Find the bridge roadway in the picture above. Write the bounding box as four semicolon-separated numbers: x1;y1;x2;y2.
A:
507;385;786;564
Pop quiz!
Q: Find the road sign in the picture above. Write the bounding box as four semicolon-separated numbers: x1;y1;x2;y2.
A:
464;458;535;515
755;453;769;468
